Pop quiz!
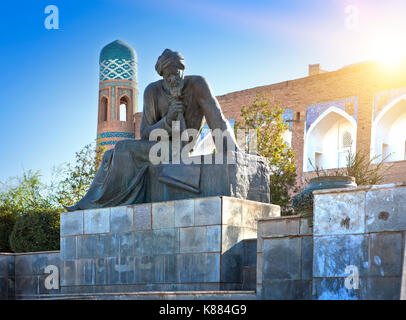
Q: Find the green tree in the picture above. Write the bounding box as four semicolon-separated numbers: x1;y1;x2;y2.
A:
235;93;298;215
53;141;105;207
0;170;54;213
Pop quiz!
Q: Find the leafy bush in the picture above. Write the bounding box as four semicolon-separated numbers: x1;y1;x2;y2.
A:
344;150;392;185
0;170;60;252
307;148;393;185
9;209;60;253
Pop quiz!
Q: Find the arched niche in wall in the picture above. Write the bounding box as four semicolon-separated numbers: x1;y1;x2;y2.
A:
304;106;357;171
119;95;130;122
100;96;108;122
371;95;406;163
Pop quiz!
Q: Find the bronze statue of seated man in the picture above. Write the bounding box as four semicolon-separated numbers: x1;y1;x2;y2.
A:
66;49;240;211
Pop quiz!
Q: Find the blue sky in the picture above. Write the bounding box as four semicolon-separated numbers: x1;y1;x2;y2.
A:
1;0;406;183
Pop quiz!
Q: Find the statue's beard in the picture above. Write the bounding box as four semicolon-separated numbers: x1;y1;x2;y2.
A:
167;77;184;99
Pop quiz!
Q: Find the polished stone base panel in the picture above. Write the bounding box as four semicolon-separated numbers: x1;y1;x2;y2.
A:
0;254;15;299
312;183;406;300
59;197;280;294
256;216;313;300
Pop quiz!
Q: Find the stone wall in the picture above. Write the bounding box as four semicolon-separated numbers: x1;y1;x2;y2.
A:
401;236;406;299
313;183;406;300
256;215;313;299
254;182;406;300
0;254;14;299
242;239;257;290
0;251;60;299
2;183;405;300
59;197;280;294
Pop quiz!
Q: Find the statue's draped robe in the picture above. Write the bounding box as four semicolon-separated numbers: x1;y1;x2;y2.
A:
66;76;236;211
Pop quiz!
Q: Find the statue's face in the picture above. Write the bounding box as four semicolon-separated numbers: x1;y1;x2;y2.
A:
162;65;184;89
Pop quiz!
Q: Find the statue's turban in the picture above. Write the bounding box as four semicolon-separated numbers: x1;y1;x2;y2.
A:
155;49;185;76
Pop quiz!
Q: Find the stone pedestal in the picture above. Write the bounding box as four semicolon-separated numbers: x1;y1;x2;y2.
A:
147;152;271;204
60;197;280;293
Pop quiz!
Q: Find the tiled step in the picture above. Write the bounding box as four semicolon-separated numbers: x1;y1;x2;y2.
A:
16;290;257;300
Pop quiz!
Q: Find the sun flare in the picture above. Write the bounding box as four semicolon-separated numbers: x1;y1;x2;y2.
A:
372;34;406;69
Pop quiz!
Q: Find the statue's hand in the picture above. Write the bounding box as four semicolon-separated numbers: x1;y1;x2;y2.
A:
166;101;184;124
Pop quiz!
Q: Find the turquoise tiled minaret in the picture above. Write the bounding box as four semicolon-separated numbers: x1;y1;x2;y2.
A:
99;40;137;82
97;40;138;149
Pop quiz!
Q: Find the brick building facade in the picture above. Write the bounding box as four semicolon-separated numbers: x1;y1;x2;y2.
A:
214;61;406;187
